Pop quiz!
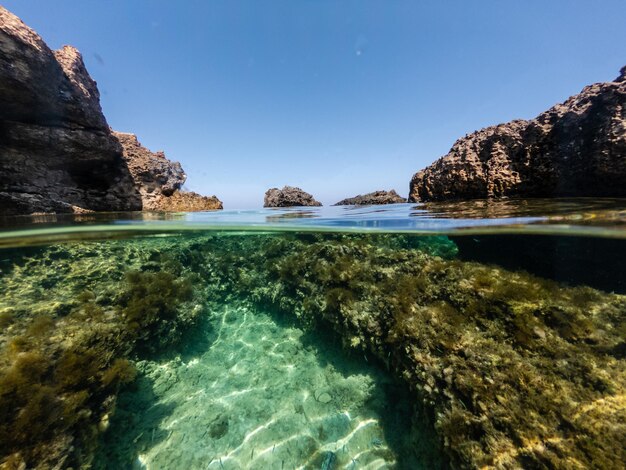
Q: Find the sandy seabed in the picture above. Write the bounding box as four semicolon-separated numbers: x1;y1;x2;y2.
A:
97;303;433;469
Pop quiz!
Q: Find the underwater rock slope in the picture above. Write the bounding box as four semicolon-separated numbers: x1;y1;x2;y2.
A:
0;7;222;215
409;66;626;201
200;234;626;469
0;240;202;468
0;233;625;468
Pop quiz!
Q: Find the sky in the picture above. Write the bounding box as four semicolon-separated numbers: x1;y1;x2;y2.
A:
3;1;626;208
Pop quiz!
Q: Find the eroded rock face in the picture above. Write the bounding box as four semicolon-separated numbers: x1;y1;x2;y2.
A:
409;67;626;202
0;7;221;215
334;189;405;206
264;186;322;207
0;7;140;215
112;132;222;211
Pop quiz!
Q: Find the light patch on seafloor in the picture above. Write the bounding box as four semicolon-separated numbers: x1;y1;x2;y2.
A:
99;305;426;469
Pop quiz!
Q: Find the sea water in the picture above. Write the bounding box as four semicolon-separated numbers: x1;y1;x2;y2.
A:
0;200;625;469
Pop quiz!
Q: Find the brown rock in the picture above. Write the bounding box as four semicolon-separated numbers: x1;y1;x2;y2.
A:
113;131;222;211
264;186;322;207
151;190;223;212
334;189;405;206
0;7;139;215
409;67;626;201
0;6;221;215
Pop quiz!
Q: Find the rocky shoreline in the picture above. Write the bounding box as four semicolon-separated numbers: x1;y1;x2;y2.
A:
0;7;222;216
409;67;626;202
2;4;625;212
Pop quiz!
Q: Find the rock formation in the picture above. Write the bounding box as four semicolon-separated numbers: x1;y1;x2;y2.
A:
113;132;222;211
264;186;322;207
409;66;626;202
334;189;405;206
0;7;221;215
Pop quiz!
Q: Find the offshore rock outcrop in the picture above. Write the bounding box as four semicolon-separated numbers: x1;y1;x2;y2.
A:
334;189;405;206
113;132;222;211
264;186;322;207
0;7;221;215
409;66;626;202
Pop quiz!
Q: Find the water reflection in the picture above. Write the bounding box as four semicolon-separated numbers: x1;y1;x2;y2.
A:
1;199;625;238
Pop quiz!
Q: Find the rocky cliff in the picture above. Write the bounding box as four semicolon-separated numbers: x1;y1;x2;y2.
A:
334;189;405;206
409;67;626;202
264;186;322;207
0;7;221;215
113;132;222;211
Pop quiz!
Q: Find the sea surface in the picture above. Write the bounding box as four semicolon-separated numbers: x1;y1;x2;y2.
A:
0;199;625;469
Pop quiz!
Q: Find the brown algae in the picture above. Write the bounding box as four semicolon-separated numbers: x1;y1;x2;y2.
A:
0;232;624;469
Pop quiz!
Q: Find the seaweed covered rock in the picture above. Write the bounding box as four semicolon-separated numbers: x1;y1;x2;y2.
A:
0;242;201;469
409;66;626;201
1;231;625;469
263;186;322;207
334;190;406;206
193;234;626;469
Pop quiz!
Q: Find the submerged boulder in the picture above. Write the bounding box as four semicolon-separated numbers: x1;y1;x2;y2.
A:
409;66;626;201
334;189;406;206
264;186;322;207
0;6;221;215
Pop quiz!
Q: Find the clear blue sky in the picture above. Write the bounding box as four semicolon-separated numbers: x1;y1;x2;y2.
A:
4;1;626;208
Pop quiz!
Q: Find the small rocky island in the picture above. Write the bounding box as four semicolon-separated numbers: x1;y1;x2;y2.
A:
334;189;406;206
0;7;222;215
263;186;322;207
409;66;626;202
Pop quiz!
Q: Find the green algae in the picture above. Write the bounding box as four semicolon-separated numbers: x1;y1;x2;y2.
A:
0;231;624;469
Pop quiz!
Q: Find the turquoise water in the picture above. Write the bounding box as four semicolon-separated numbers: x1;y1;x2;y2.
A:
2;199;626;244
1;199;625;469
97;305;432;469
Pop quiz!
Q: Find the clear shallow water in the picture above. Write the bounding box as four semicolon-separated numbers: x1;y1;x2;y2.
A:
1;199;625;469
1;199;626;248
97;304;430;469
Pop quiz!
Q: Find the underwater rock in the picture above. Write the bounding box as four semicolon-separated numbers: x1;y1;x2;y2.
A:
2;231;625;469
409;65;626;201
333;190;406;206
192;233;626;469
112;132;223;211
317;392;332;404
0;7;221;215
264;186;322;207
320;451;336;470
0;241;201;469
